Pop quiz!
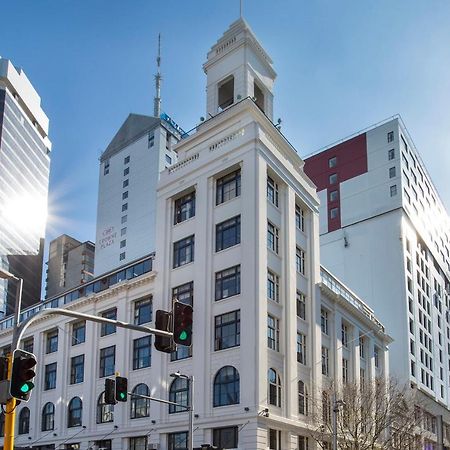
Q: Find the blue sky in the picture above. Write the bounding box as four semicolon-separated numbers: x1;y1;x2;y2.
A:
2;0;450;246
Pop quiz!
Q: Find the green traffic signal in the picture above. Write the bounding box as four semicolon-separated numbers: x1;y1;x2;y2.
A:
179;330;188;341
20;382;33;393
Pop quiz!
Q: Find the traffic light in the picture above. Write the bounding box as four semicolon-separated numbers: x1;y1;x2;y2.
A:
172;301;193;346
115;376;128;402
104;378;116;405
154;310;174;353
9;349;37;401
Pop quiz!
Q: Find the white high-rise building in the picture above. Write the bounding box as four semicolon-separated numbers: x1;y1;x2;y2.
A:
304;116;450;414
0;18;393;450
94;113;183;276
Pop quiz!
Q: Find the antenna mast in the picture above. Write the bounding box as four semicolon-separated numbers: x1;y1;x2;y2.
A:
154;33;162;117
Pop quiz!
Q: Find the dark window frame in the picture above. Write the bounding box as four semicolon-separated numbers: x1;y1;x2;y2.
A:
216;215;241;252
215;310;240;351
174;191;196;224
216;169;241;205
133;336;152;370
173;235;195;268
215;265;241;301
99;346;115;378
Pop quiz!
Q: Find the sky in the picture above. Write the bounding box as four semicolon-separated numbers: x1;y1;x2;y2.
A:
1;0;450;248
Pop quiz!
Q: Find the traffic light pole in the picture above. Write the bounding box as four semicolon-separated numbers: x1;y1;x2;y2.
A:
5;306;173;450
4;276;22;450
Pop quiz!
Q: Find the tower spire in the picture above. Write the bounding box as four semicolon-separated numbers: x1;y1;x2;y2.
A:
153;33;162;118
240;0;243;18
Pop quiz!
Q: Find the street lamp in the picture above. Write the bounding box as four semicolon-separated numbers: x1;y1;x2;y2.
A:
0;268;23;326
170;371;194;450
332;395;346;450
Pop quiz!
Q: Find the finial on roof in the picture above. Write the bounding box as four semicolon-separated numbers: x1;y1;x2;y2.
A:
240;0;243;18
153;33;162;118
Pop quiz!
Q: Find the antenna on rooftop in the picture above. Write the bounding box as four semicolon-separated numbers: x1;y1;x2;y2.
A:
240;0;243;18
153;33;162;118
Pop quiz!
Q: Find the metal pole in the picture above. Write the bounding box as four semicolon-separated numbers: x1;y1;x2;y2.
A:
332;393;338;450
188;375;194;450
4;277;22;450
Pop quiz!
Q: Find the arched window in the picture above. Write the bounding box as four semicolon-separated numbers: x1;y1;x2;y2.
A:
131;383;150;419
169;377;189;414
18;407;30;434
268;368;281;407
42;402;55;431
298;381;308;415
213;366;240;407
68;397;82;427
97;392;114;423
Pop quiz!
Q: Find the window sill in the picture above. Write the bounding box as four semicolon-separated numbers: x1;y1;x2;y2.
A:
173;215;196;228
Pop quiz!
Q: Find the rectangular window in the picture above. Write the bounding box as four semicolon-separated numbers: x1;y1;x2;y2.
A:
296;247;306;275
267;221;279;253
216;215;241;251
389;166;396;178
70;355;84;384
171;344;192;362
129;437;148;450
267;176;279;207
103;160;110;175
322;346;329;376
329;190;338;202
341;323;349;347
134;297;152;325
119;252;126;260
216;169;241;205
72;322;85;346
173;235;195;268
297;333;306;364
122;203;128;212
95;441;111;450
268;315;280;351
123;179;129;188
329;173;338;185
297;291;306;319
101;308;117;336
120;239;126;248
23;338;34;353
298;436;309;450
148;132;154;148
388;148;395;160
374;346;380;368
267;270;280;302
122;191;128;200
99;346;115;377
387;131;394;143
121;215;127;224
215;265;241;300
133;336;152;369
172;282;194;306
295;204;305;231
321;308;329;335
342;358;349;383
174;191;196;224
168;432;188;450
121;227;127;236
124;155;130;164
166;154;172;165
213;426;239;449
215;310;240;350
269;429;281;450
46;330;58;354
330;207;339;220
328;156;337;168
390;185;397;197
359;336;365;358
44;363;57;390
123;167;130;176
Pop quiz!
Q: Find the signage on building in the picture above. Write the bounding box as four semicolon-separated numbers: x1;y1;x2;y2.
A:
160;112;186;138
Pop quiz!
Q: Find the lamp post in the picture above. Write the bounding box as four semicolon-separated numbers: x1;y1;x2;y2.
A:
332;394;345;450
0;267;23;450
170;371;194;450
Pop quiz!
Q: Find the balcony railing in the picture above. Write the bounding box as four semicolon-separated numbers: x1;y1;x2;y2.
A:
320;266;385;332
0;254;155;332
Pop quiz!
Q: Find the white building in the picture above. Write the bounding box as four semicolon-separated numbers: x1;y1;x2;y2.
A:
304;116;450;416
94;113;183;276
